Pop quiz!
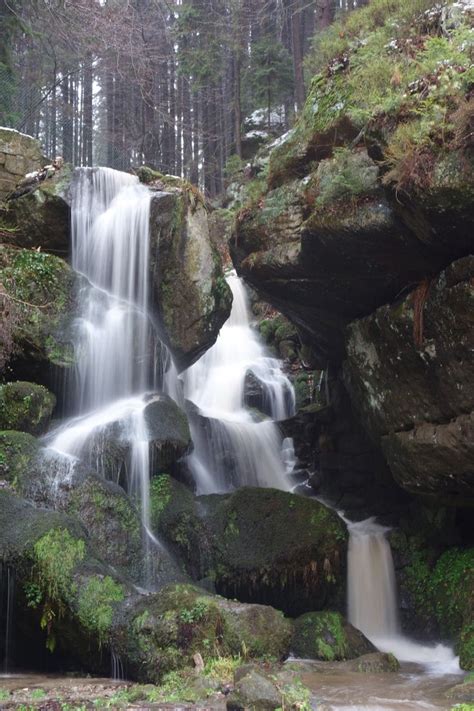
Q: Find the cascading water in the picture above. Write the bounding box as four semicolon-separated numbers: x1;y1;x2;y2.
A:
182;273;295;494
48;167;162;582
0;564;14;673
346;517;460;674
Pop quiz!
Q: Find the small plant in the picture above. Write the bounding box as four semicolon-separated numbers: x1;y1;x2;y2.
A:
179;599;209;624
0;689;10;701
30;688;47;700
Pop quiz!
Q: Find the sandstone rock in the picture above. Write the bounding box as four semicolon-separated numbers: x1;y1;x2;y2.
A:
227;669;281;711
3;164;72;255
152;481;348;616
344;256;474;504
149;189;232;370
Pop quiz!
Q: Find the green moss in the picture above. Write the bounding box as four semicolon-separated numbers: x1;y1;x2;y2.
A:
77;575;124;644
150;474;172;524
0;430;38;486
0;381;56;434
33;528;85;603
0;245;75;371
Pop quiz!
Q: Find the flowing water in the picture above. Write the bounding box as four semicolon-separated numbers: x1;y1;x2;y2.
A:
47;167;162;582
0;564;14;673
346;518;461;676
17;166;462;703
182;272;295;493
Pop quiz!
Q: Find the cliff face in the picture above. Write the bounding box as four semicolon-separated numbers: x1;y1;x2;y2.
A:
231;0;474;663
232;0;474;506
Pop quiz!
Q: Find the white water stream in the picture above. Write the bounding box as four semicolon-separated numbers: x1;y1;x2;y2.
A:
346;518;461;675
34;165;460;694
182;273;295;493
48;168;160;576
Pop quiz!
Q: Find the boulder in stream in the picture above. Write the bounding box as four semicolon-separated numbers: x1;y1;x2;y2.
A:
148;186;232;370
292;611;376;661
0;489;292;681
151;480;348;616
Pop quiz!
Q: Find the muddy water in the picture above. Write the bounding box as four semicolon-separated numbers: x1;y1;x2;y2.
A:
291;660;466;711
1;665;469;710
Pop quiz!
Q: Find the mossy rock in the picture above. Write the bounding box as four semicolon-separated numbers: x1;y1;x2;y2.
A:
0;381;56;435
390;511;474;671
144;395;192;470
3;164;72;254
149;191;232;371
0;245;77;379
153;484;348;616
292;611;376;661
115;583;292;683
0;430;39;485
0;491;290;682
349;652;400;673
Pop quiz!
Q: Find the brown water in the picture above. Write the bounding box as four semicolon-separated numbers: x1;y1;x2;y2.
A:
291;660;467;710
0;664;470;711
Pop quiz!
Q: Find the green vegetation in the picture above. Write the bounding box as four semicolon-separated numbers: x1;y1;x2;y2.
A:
33;528;85;603
77;575;124;645
150;474;172;523
269;0;473;195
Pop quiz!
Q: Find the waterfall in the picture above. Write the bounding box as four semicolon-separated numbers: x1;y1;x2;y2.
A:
49;167;159;577
183;273;295;494
347;519;398;638
346;518;461;674
0;564;14;673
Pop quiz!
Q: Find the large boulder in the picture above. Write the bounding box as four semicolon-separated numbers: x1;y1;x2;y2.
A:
292;611;376;661
0;245;78;384
60;394;191;483
0;381;56;435
344;257;474;505
0;128;44;201
2;164;72;255
0;440;149;582
0;490;292;681
151;479;348;616
231;6;473;367
148;186;232;370
144;394;192;470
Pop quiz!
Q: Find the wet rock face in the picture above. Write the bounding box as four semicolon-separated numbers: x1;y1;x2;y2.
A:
2;164;72;255
0;245;79;387
344;256;474;504
232;159;473;367
149;190;232;371
0;491;292;680
151;480;348;616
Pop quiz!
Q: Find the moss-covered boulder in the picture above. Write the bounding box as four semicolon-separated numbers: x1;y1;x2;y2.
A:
232;2;473;367
0;245;78;382
149;189;232;370
144;394;192;470
2;440;181;586
0;381;56;435
344;256;474;505
0;430;39;485
114;583;292;683
0;490;292;681
152;481;348;616
2;164;72;254
292;611;376;661
226;668;282;711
